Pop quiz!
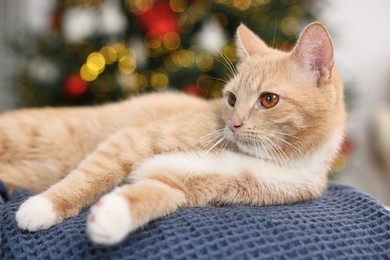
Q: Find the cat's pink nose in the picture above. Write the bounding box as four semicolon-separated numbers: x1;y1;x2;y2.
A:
228;120;242;133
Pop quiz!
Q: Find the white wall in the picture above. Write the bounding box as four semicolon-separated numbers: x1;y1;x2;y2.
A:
320;0;390;203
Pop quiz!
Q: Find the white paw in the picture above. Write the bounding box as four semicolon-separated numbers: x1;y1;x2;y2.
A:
87;194;132;245
16;195;57;231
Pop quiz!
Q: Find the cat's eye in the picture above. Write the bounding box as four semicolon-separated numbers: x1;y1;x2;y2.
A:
260;92;279;109
227;92;237;107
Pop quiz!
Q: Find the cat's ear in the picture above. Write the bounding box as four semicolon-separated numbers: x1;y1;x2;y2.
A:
236;24;268;59
292;22;334;83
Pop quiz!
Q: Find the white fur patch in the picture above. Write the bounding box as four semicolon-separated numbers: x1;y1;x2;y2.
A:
130;150;309;185
130;129;344;189
293;129;344;173
131;150;257;179
87;193;132;245
16;195;57;231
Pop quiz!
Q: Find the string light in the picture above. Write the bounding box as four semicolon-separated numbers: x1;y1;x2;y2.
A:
118;56;137;74
135;73;148;90
100;46;117;64
169;0;188;13
80;52;105;82
196;52;214;72
281;16;299;36
253;0;271;5
162;32;181;51
150;71;169;90
86;52;105;73
125;0;154;14
80;41;138;83
80;64;98;82
172;49;195;68
144;32;162;49
223;42;237;63
232;0;251;10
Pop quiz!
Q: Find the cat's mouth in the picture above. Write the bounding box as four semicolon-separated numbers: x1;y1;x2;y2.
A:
224;127;252;145
224;127;282;162
224;128;264;157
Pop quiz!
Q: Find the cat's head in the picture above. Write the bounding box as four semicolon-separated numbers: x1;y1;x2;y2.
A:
222;22;346;167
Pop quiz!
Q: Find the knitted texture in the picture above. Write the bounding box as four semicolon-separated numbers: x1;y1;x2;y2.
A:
1;182;390;259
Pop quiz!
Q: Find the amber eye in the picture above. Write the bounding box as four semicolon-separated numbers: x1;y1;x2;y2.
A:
227;92;237;107
260;92;279;109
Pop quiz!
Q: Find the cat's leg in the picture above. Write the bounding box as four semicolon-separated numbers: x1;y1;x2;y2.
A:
86;151;327;245
15;123;191;231
87;178;186;245
15;127;142;231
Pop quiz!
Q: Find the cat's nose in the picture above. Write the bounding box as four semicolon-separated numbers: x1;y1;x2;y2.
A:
228;120;243;133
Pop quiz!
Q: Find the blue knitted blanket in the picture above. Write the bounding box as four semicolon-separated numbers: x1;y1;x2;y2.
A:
1;181;390;259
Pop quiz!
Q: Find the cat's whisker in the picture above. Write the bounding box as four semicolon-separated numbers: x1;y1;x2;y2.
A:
253;139;266;160
279;138;305;159
255;141;266;161
258;139;282;167
217;49;237;73
215;59;235;79
272;18;278;49
263;132;304;168
259;135;286;167
215;137;230;154
223;138;231;151
267;131;305;159
199;128;225;140
239;132;273;161
274;142;294;169
191;129;225;151
249;131;292;169
196;132;222;148
185;130;226;176
260;128;302;141
190;127;226;156
201;132;225;150
203;137;225;157
262;133;292;165
216;50;237;79
250;128;305;163
251;139;260;159
200;76;229;85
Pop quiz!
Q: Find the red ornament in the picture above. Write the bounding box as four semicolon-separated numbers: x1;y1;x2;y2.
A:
183;84;203;97
64;74;88;99
136;2;179;37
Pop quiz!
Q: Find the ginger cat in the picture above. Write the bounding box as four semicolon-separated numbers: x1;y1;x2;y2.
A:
0;22;346;245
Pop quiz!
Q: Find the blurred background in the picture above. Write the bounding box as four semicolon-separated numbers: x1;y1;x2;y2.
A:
0;0;389;203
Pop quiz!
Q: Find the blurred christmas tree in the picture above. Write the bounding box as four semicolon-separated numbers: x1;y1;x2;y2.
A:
14;0;316;107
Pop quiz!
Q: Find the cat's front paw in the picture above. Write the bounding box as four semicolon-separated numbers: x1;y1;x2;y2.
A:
16;195;58;231
87;194;132;245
